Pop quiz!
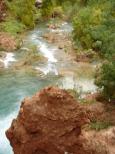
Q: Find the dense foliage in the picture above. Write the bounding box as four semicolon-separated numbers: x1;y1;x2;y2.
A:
42;0;115;101
6;0;36;28
73;0;115;56
95;59;115;101
0;17;26;35
41;0;115;55
0;0;40;35
41;0;63;18
73;0;115;101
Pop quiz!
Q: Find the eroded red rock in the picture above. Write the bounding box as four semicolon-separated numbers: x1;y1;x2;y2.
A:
6;87;89;154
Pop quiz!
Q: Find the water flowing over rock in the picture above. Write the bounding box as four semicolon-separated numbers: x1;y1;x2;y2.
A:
6;87;89;154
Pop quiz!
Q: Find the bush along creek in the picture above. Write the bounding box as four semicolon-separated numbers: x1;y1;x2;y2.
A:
0;0;115;154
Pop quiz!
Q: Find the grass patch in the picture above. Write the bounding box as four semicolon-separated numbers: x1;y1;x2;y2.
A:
80;98;97;104
90;121;112;131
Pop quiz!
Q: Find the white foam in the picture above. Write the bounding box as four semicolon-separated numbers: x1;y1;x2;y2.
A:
31;33;38;40
58;75;97;95
36;63;58;75
62;22;68;26
3;53;16;68
20;47;29;51
39;42;57;63
28;32;58;74
51;29;65;33
30;34;58;63
0;113;17;154
58;75;76;89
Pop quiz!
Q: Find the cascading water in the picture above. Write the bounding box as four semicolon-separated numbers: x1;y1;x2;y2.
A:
35;39;58;75
0;53;16;68
0;22;97;154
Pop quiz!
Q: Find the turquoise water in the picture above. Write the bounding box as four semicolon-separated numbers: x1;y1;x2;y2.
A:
0;22;97;154
0;23;69;154
0;70;58;154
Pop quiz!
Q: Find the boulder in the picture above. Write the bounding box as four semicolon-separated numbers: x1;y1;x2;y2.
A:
35;0;42;8
6;87;89;154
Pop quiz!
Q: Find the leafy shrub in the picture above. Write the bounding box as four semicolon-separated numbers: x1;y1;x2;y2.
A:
41;0;82;20
52;6;63;18
41;0;115;102
0;18;25;35
72;0;115;56
90;121;112;131
6;0;36;28
41;0;53;18
95;59;115;101
41;0;64;18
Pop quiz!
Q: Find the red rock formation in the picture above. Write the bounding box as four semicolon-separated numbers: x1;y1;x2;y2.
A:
6;87;89;154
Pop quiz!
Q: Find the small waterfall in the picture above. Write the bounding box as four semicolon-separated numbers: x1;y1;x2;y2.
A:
39;42;57;63
23;31;59;75
31;34;59;75
0;53;16;68
36;40;58;75
36;62;58;75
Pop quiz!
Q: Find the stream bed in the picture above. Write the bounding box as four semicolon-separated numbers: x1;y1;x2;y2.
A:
0;22;98;154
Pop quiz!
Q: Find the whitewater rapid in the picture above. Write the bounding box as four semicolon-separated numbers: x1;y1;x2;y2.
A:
0;53;16;68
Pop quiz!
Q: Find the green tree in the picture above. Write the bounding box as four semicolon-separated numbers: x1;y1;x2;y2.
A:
73;0;115;56
95;58;115;101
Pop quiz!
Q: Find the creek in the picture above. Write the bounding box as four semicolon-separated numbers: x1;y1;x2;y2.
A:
0;22;97;154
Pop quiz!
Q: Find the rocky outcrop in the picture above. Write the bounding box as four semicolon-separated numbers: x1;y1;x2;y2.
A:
6;87;89;154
